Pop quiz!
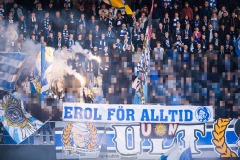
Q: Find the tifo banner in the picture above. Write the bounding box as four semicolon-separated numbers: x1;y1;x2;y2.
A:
55;119;240;159
62;103;214;123
0;95;43;144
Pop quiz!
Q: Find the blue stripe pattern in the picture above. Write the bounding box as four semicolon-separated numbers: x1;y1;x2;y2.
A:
0;52;26;91
55;130;238;148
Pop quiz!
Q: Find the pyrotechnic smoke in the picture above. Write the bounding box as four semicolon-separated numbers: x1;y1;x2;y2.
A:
73;42;101;63
21;40;40;70
64;66;86;87
0;24;40;75
48;42;100;87
72;42;88;56
1;23;100;88
50;43;88;87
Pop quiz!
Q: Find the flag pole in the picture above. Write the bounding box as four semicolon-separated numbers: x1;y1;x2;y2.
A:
40;44;45;102
142;0;154;104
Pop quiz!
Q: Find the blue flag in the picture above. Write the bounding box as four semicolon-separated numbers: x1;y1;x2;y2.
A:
32;46;54;96
0;95;43;144
179;147;192;160
235;36;240;57
160;145;180;160
0;52;44;144
0;52;26;92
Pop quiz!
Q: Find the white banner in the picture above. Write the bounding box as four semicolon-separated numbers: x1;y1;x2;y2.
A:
62;104;214;123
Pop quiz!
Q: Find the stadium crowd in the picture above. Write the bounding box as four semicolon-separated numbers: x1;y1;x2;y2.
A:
0;0;239;118
146;0;240;118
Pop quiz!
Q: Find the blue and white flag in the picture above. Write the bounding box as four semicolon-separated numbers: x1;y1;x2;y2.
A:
160;144;180;160
235;36;240;57
160;145;192;160
32;46;54;95
133;1;153;104
0;52;26;92
179;147;192;160
0;95;43;144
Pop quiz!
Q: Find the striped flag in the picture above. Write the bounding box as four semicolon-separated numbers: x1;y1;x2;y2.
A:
134;0;154;104
0;52;43;144
132;77;141;92
0;52;26;92
32;46;54;96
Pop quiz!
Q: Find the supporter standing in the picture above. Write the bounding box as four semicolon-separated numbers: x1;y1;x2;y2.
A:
152;2;161;28
182;2;193;20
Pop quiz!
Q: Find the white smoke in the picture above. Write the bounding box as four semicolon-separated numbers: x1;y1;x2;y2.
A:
21;39;40;70
72;42;101;63
50;43;87;87
49;42;101;87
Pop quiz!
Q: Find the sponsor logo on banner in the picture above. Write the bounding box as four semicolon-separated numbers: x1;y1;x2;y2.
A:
62;103;214;123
